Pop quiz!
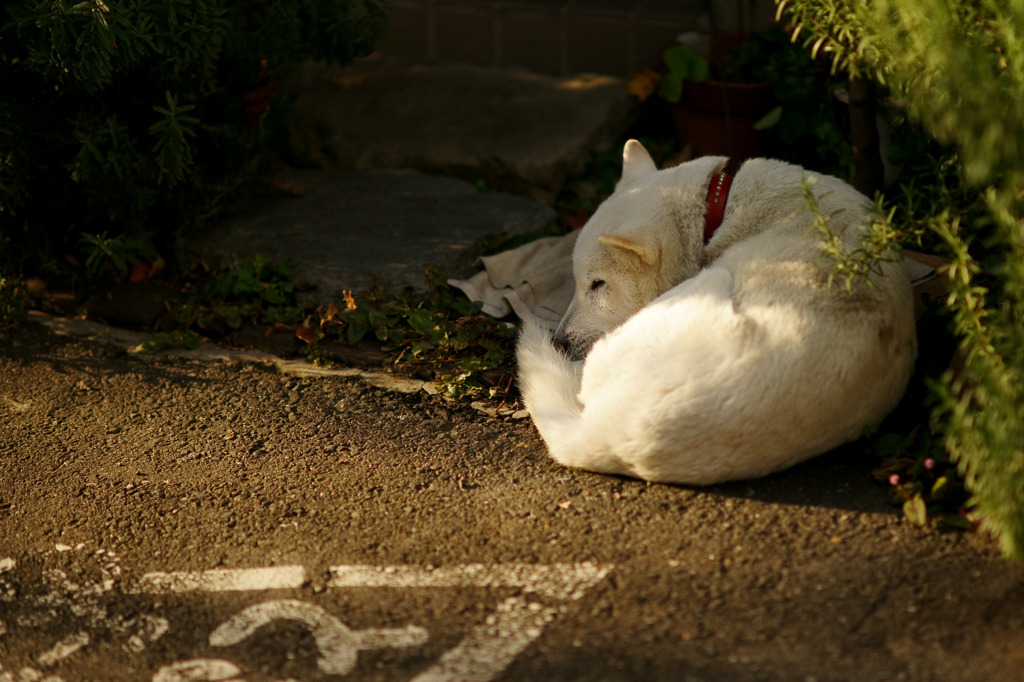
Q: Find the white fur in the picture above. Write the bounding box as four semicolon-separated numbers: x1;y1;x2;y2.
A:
518;140;916;484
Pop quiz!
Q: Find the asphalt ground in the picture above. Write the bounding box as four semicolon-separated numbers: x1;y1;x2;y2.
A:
2;322;1024;682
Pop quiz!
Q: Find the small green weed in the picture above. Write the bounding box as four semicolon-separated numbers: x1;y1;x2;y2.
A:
870;422;972;529
79;232;156;281
139;258;518;400
173;255;305;333
314;269;518;399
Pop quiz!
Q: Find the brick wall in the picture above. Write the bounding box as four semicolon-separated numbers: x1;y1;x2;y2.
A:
381;0;709;75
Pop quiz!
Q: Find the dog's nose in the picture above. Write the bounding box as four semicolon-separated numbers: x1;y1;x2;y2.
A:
552;333;571;355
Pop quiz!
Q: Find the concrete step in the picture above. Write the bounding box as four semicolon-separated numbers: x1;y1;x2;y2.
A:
190;169;555;298
286;56;637;203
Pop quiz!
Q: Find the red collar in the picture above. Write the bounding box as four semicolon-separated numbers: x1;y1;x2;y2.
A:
703;172;733;242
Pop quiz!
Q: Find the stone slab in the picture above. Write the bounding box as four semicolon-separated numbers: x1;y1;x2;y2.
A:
286;58;637;202
188;169;555;299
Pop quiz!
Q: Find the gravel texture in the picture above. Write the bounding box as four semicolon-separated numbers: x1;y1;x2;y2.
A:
1;323;1022;682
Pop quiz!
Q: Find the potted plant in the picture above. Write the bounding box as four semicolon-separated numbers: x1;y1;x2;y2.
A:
627;21;849;174
659;30;780;165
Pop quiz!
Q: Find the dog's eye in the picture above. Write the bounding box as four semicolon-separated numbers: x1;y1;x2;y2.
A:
589;279;606;291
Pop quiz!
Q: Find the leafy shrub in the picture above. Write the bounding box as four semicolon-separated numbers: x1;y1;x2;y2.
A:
0;0;388;278
780;0;1024;559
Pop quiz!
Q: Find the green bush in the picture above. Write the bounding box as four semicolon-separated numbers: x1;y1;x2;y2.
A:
779;0;1024;559
0;0;388;277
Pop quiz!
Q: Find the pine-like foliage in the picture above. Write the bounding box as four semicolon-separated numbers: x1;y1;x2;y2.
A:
0;0;388;270
779;0;1024;559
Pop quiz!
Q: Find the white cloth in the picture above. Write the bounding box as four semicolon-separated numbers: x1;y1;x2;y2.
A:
448;232;578;331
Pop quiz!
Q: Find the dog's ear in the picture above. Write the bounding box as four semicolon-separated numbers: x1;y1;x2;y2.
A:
598;233;659;265
618;139;657;189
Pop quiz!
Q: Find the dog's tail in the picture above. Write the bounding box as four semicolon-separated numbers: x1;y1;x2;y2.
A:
516;319;583;431
516;320;631;477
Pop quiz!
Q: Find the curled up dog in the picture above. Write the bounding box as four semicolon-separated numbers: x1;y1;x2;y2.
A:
516;140;916;485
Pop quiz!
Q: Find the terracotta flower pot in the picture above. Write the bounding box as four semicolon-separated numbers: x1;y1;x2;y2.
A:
672;79;775;164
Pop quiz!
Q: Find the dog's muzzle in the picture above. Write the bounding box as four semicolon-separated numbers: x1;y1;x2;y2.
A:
551;332;572;356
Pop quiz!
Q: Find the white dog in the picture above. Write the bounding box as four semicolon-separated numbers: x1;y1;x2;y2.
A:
517;140;916;484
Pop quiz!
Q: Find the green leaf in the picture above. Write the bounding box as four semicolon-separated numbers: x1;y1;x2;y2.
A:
346;320;368;345
903;494;928;527
930;476;950;499
754;105;783;130
873;432;905;458
218;305;244;329
368;308;390;330
407;308;436;336
659;44;710;102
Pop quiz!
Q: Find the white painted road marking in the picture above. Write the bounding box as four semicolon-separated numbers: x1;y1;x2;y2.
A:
151;658;242;682
135;566;307;594
134;562;611;600
208;599;428;676
326;562;612;600
35;632;90;668
2;556;614;682
410;596;559;682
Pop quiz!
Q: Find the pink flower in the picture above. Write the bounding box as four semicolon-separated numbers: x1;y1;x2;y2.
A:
888;473;901;486
924;458;936;470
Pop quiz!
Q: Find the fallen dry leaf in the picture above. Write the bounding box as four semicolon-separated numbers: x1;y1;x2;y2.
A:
343;289;358;311
295;315;321;344
270;179;306;196
266;322;293;337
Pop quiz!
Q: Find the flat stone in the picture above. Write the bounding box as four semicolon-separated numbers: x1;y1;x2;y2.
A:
188;169;555;299
287;58;637;202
